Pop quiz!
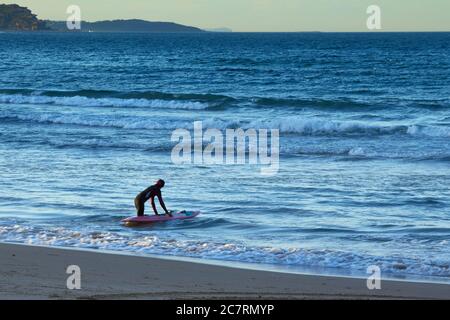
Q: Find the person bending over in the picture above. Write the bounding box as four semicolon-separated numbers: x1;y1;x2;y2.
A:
134;179;171;217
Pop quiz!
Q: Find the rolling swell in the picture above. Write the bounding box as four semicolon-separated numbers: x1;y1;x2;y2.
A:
0;93;210;110
2;108;450;139
0;89;235;104
1;89;448;112
252;96;450;110
253;97;372;110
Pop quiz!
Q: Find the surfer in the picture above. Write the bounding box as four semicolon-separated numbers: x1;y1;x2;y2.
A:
134;179;172;217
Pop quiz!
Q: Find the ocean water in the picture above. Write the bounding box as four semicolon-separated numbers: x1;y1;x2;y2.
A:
0;32;449;282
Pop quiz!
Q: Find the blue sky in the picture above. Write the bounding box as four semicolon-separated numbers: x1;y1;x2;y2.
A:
3;0;450;32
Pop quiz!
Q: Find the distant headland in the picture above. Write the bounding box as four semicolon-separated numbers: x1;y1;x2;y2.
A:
0;4;48;30
0;4;208;32
46;19;205;33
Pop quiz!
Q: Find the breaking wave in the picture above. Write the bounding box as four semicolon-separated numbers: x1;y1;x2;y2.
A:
2;109;450;138
0;93;209;110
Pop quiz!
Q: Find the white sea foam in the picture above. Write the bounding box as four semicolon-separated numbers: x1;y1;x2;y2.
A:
0;111;172;129
407;125;450;137
0;110;241;131
0;94;208;110
2;105;450;139
0;223;449;279
260;118;407;135
348;147;366;156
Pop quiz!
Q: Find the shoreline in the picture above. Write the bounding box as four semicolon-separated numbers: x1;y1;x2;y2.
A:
1;242;448;299
2;241;449;286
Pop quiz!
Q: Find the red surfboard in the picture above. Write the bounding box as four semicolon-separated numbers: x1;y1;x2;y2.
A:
122;210;200;226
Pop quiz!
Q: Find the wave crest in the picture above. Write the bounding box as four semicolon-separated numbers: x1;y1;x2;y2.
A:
0;93;209;110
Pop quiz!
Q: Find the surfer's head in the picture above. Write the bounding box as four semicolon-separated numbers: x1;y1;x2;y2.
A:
156;179;165;188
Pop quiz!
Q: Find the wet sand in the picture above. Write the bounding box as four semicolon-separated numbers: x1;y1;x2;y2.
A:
0;243;448;299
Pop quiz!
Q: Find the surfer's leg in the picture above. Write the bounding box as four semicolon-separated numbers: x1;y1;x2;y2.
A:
134;198;145;216
138;205;144;216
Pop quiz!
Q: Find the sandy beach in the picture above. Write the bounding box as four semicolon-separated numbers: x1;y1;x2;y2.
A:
0;242;448;300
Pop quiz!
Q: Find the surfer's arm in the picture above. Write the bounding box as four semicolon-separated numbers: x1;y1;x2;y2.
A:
157;194;170;215
150;197;159;215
